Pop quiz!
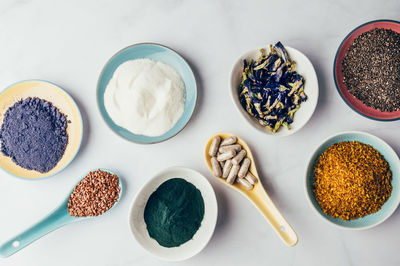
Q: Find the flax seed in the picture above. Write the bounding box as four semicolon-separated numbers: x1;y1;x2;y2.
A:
67;169;120;217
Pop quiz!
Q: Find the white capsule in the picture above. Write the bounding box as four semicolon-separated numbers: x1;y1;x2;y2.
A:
232;149;246;165
226;164;240;184
245;172;258;185
222;160;233;178
211;157;222;177
238;178;253;190
238;158;251;178
217;149;236;161
209;136;221;157
220;136;237;146
219;144;242;153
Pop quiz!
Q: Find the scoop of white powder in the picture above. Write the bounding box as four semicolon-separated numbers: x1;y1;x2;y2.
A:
104;59;186;137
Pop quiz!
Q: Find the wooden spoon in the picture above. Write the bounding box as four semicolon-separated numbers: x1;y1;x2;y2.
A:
205;133;298;246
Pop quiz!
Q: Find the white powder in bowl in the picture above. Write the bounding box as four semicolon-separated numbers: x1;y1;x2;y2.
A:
104;59;186;137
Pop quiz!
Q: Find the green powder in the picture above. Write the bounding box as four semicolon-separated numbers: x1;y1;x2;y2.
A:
144;178;205;248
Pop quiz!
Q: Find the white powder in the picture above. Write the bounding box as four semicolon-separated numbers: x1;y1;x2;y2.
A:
104;59;185;137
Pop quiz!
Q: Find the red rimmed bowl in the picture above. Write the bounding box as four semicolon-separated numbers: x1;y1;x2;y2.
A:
333;19;400;121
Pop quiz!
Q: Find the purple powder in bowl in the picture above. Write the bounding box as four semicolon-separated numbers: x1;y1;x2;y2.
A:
0;97;69;173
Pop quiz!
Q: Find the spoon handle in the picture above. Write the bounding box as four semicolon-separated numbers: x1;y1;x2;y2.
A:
0;205;73;258
252;184;298;246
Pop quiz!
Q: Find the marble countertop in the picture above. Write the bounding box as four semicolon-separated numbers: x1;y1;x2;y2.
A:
1;0;400;265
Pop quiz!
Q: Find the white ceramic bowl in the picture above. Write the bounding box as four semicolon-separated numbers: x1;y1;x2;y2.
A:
230;46;319;137
129;166;218;261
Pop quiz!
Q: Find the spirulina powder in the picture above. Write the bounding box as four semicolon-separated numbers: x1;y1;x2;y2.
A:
144;178;205;248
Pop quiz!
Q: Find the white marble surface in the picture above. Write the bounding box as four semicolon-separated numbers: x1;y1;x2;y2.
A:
0;0;400;265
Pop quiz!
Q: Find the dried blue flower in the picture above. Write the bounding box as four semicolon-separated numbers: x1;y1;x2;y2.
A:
238;42;307;132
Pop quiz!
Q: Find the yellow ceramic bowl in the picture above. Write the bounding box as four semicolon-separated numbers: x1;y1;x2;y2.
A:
0;80;83;179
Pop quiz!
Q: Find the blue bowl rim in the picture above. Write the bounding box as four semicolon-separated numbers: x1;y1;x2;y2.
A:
304;130;400;230
0;79;84;181
333;19;400;122
96;42;198;144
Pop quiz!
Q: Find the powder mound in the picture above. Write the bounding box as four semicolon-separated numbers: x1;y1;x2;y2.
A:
144;178;205;248
0;97;69;173
104;58;186;137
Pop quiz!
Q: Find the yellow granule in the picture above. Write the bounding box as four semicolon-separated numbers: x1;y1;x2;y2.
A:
313;141;392;220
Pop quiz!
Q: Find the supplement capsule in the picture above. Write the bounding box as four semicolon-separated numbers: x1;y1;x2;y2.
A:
238;178;253;190
220;136;237;146
217;149;236;161
235;176;241;183
232;149;246;165
238;158;251;178
211;157;222;177
209;136;221;157
219;144;242;153
227;164;240;184
219;160;225;169
222;159;233;178
244;172;258;185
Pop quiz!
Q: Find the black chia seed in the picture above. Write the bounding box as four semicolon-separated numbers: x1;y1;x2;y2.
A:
342;28;400;112
0;97;69;173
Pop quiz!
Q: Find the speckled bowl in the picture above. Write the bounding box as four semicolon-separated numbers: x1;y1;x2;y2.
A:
305;131;400;229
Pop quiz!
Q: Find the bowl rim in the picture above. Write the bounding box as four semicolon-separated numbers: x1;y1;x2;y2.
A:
304;130;400;230
333;19;400;121
96;42;198;144
0;79;84;180
128;166;218;261
230;45;319;137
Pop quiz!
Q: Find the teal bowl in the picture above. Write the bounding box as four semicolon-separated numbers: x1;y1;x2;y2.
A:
305;131;400;229
97;43;197;144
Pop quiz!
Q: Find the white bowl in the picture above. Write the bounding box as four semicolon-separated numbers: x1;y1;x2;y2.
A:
230;46;319;137
128;166;218;261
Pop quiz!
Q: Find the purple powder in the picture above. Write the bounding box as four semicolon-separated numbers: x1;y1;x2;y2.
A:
0;97;69;173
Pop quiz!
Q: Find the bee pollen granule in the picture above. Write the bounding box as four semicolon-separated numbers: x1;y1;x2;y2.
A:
313;141;392;220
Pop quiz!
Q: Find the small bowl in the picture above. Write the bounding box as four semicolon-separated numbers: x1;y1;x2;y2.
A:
97;43;197;144
230;45;318;137
129;166;218;261
0;80;83;179
305;131;400;229
333;19;400;121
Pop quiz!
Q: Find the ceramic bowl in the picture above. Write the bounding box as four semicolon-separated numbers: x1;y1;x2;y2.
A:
333;19;400;121
0;80;83;179
129;166;218;261
97;43;197;144
230;45;318;137
305;131;400;229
